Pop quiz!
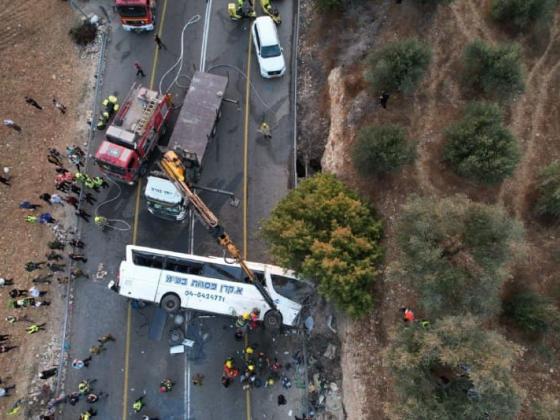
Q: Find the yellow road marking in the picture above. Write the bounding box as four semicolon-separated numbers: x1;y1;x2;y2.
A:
243;30;253;420
243;31;252;261
123;1;169;418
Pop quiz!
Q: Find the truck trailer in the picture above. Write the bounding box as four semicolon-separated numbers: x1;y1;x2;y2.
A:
145;71;229;221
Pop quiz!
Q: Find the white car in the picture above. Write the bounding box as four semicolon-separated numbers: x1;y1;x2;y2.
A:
252;16;286;78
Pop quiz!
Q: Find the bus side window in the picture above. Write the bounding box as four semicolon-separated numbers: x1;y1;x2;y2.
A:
165;258;197;274
150;255;164;269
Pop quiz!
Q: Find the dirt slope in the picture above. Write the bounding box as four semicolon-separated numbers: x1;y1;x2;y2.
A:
298;0;560;418
0;1;95;415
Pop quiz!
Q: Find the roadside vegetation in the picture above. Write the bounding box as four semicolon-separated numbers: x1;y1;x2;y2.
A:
503;289;560;337
535;160;560;218
491;0;557;30
443;101;520;184
462;40;525;101
393;195;523;318
352;124;416;176
262;174;383;317
365;39;431;94
386;315;524;419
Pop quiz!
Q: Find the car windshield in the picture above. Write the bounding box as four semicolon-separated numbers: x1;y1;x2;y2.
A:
261;45;281;58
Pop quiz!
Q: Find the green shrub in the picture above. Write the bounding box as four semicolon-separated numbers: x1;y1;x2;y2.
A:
533;393;560;420
262;174;383;317
69;21;98;46
414;0;455;4
535;161;560;217
317;0;344;10
503;290;560;335
443;101;520;184
352;125;416;176
394;195;523;318
385;315;524;420
365;39;432;94
491;0;557;30
462;39;525;100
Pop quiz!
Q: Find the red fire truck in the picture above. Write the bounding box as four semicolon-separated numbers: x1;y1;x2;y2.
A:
95;83;172;184
115;0;156;32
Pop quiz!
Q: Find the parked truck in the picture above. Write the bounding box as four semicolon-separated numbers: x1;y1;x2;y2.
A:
95;83;172;185
145;71;229;220
115;0;156;32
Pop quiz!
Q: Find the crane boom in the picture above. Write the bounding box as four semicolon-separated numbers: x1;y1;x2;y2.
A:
158;150;278;311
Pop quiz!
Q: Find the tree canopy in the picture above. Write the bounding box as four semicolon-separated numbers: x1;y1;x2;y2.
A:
386;315;524;420
262;174;383;317
394;195;523;318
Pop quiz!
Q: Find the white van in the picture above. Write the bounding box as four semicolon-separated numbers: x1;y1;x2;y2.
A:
252;16;286;78
112;245;303;328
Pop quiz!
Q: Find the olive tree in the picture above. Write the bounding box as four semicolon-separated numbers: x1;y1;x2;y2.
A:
386;315;524;420
394;195;523;318
352;124;416;176
365;39;432;94
491;0;557;30
443;102;520;184
535;160;560;218
462;40;525;100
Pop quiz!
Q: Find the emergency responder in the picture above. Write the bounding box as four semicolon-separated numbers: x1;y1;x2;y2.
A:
26;323;46;334
102;95;119;116
241;362;257;390
235;312;250;339
222;357;239;387
96;111;110;130
249;308;260;330
261;0;280;22
78;379;91;395
401;307;415;323
68;391;80;405
94;216;108;231
159;378;174;393
132;396;145;413
80;407;97;419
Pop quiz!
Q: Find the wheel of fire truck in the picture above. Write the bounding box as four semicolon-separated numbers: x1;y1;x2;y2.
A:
264;309;282;331
161;293;181;313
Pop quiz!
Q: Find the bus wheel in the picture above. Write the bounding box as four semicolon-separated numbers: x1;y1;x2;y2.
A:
264;309;282;331
168;328;185;346
161;293;181;313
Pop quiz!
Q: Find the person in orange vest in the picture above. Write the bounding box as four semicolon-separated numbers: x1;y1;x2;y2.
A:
222;357;239;388
400;307;415;323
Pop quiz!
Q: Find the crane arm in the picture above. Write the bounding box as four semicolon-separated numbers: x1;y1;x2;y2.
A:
158;150;278;311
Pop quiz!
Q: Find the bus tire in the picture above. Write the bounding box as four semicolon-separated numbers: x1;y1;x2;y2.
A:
168;328;185;345
264;309;282;331
161;293;181;313
211;123;217;138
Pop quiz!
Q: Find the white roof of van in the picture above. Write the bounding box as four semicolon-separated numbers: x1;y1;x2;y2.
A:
145;176;182;204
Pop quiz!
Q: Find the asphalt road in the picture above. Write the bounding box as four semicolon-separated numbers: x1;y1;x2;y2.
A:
62;0;303;419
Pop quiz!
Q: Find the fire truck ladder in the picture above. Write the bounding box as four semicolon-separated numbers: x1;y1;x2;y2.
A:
135;98;159;136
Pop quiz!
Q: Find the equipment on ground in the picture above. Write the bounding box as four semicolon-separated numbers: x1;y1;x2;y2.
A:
94;83;172;184
260;0;281;24
228;0;257;21
115;0;156;32
144;71;228;220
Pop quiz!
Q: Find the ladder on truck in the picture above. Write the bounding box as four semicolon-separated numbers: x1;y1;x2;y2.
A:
135;97;158;136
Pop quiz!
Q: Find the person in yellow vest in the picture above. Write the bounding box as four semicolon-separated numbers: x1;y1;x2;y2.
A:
133;396;145;413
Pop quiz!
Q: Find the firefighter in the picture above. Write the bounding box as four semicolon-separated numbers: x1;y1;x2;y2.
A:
132;396;145;413
249;308;260;329
78;379;91;395
260;0;280;23
96;111;110;130
159;378;174;393
102;95;119;116
94;216;108;231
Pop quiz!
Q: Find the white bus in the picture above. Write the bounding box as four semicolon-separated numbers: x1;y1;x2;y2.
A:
111;245;304;329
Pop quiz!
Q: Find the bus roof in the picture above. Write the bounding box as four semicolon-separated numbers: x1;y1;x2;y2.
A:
125;245;297;278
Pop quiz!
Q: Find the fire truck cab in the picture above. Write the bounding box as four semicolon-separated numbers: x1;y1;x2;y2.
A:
115;0;156;32
95;84;171;184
